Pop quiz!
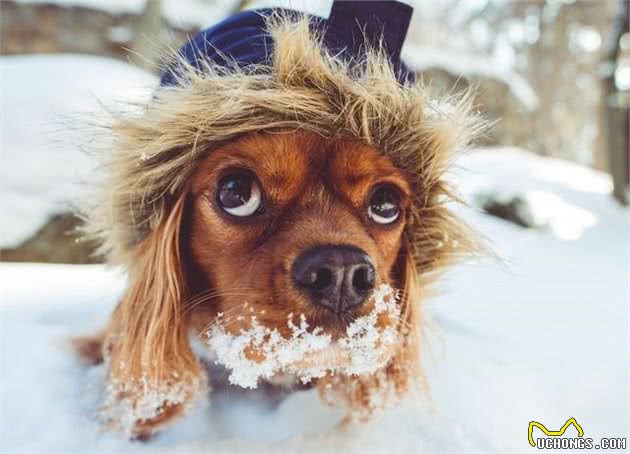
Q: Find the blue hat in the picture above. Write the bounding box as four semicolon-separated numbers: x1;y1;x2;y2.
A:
160;1;414;86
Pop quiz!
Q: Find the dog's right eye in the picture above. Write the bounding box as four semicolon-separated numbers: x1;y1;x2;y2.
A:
217;171;263;217
368;185;401;225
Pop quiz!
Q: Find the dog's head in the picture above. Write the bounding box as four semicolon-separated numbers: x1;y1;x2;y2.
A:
187;131;411;339
87;15;482;413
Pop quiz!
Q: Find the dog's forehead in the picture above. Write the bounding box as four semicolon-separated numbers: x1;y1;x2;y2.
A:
191;132;410;197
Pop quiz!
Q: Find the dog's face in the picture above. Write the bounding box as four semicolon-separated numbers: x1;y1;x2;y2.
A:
186;131;411;341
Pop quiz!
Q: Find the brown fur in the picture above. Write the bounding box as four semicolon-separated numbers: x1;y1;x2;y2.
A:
186;133;410;337
76;13;484;438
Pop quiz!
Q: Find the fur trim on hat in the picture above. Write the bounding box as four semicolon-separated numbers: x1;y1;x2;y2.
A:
83;13;485;277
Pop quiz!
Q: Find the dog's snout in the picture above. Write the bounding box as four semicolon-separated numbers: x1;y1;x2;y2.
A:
292;245;375;314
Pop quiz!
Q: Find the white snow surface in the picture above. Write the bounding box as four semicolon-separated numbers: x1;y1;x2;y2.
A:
0;54;157;247
1;146;628;452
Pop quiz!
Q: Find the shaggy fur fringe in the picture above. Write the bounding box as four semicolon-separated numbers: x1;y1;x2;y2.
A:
82;13;486;277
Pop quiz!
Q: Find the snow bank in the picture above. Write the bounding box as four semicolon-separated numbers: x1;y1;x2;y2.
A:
1;148;627;452
453;147;613;241
0;54;157;248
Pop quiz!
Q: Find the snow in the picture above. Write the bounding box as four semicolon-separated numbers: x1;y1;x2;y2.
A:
0;54;157;248
455;147;613;241
103;369;208;439
1;145;628;452
475;188;598;240
206;284;400;388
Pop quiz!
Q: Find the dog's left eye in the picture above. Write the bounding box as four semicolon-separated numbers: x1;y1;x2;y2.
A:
217;171;263;217
368;185;401;224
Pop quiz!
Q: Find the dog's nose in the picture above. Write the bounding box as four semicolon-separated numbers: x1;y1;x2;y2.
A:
292;245;376;314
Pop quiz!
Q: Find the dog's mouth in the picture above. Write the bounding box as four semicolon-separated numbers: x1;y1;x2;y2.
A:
303;309;365;337
202;284;401;389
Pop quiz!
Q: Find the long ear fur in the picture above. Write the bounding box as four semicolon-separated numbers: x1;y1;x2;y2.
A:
386;241;422;396
102;194;204;438
318;241;422;419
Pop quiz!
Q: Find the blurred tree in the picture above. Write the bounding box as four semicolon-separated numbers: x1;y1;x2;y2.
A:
130;0;163;71
606;0;629;204
407;0;623;173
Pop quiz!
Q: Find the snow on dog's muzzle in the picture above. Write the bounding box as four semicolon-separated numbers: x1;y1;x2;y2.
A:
203;284;401;389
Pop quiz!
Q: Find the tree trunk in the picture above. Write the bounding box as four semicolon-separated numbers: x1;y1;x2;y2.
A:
606;0;629;204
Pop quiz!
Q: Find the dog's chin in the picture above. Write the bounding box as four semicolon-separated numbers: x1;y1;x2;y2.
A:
290;339;397;371
264;341;397;388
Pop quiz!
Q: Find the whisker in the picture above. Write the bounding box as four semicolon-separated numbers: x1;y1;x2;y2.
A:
187;287;260;304
184;287;262;314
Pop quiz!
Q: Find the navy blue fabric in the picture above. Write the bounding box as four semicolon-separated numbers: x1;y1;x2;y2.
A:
160;1;414;86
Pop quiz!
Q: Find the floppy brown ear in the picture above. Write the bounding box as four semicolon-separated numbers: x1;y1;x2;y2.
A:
318;241;423;420
101;194;204;438
386;240;422;395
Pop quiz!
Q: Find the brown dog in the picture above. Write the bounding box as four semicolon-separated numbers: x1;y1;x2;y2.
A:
75;15;481;439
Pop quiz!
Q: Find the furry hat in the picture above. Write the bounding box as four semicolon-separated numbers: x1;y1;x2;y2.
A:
84;8;483;278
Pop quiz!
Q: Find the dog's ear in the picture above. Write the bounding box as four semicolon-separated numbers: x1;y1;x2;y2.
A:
102;194;204;438
387;240;422;395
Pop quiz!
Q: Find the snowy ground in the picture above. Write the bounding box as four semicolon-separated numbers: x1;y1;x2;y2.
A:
0;54;156;248
1;55;629;453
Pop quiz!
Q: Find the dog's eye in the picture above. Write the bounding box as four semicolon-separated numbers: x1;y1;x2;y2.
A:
368;185;401;225
217;171;263;217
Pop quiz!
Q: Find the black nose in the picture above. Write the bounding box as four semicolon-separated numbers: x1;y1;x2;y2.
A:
292;245;376;315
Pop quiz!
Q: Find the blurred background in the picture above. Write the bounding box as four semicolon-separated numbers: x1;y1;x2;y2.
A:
1;1;629;452
0;0;628;263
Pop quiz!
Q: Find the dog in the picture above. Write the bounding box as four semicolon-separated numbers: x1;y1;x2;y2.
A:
74;2;481;439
